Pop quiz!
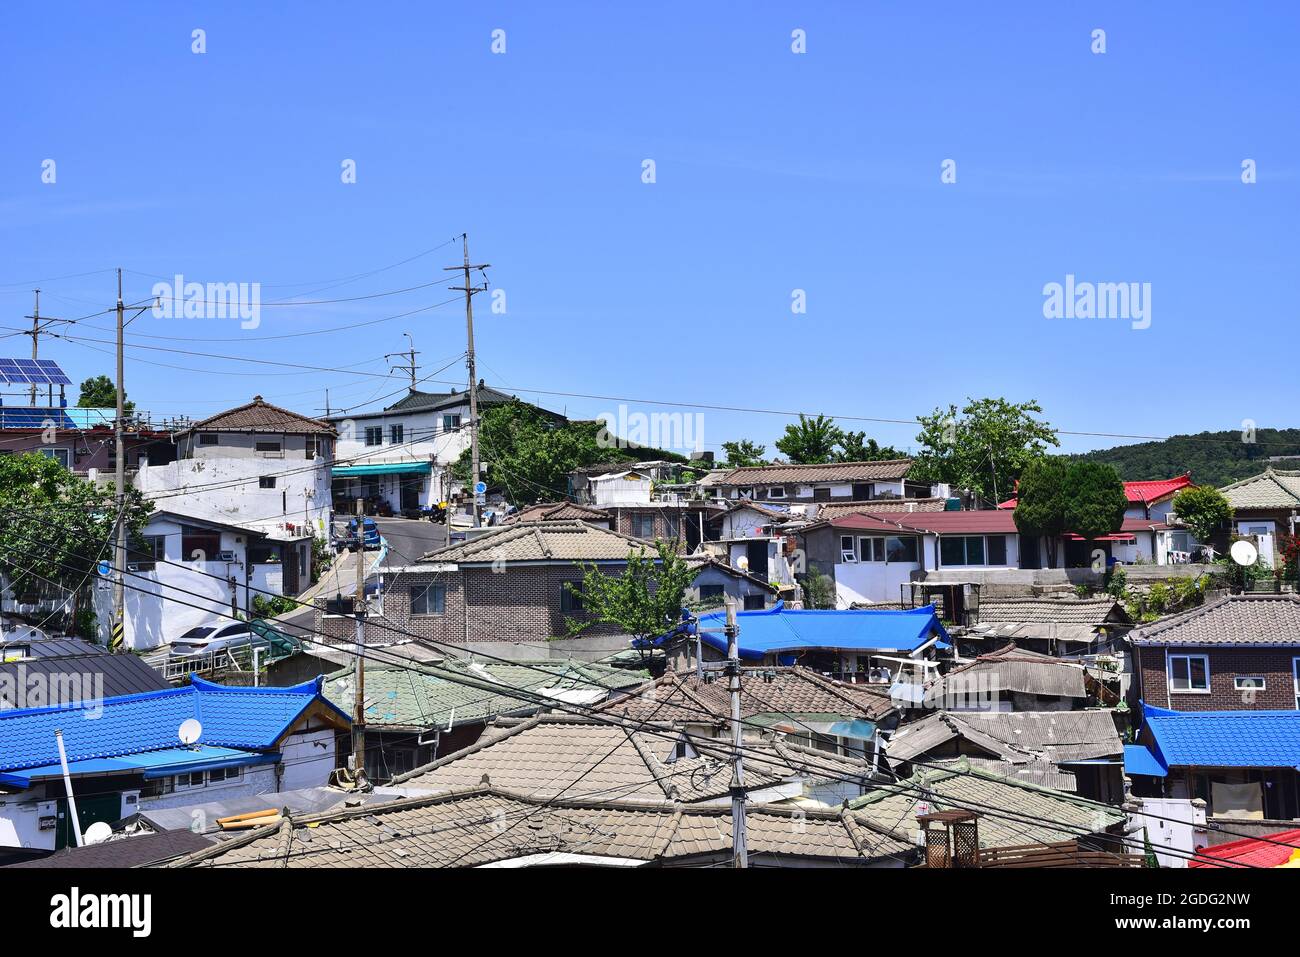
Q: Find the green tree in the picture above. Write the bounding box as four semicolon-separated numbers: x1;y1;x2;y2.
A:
911;397;1059;503
836;431;905;463
1062;461;1127;541
720;439;767;468
1013;456;1070;567
798;570;837;609
0;452;153;637
1171;485;1233;544
565;540;696;643
775;414;843;464
77;374;134;413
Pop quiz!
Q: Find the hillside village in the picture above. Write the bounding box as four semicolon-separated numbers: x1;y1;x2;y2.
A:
2;366;1298;871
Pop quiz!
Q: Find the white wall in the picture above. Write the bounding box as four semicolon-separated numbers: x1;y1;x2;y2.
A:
591;474;653;506
720;509;770;539
333;406;469;467
279;726;338;790
834;559;921;606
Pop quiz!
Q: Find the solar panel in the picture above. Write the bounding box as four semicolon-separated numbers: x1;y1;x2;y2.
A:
0;408;76;430
0;357;72;386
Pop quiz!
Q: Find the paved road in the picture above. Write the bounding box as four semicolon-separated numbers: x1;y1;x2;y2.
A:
373;516;448;568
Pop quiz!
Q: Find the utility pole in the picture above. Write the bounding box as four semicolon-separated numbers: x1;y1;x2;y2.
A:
28;289;39;405
724;597;748;868
352;497;368;785
444;234;489;528
385;332;420;390
112;270;127;653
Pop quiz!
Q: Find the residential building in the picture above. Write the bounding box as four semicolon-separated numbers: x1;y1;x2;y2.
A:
136;395;335;540
965;596;1133;657
1127;705;1300;821
329;383;564;518
166;784;914;868
504;501;611;526
0;676;349;852
884;709;1125;801
1217;468;1300;567
927;644;1090;712
321;658;648;781
1128;593;1300;712
0;404;180;478
706;459;929;507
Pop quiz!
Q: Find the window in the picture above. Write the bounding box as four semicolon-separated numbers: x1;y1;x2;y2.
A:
560;581;584;614
127;534;165;570
324;596;356;616
410;583;446;616
259;476;276;489
859;537;885;562
987;535;1008;565
142;776;174;798
1294;658;1300;710
939;536;1000;566
663;514;680;540
254;440;282;454
306;435;327;460
442;414;461;432
1169;654;1210;693
885;535;919;563
37;448;71;468
176;771;206;790
632;514;656;538
1234;676;1266;691
208;767;243;783
840;536;857;563
364;427;382;447
198;433;219;446
743;593;766;611
767;486;786;499
390;424;404;444
697;584;725;604
180;525;221;563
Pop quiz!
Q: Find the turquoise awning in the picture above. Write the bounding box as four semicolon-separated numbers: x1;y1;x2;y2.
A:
333;462;431;478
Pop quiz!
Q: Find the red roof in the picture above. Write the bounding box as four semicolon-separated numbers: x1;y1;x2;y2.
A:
830;510;1019;535
999;474;1193;510
1188;829;1300;869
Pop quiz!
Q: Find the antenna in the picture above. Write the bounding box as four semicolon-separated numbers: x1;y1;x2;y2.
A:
178;717;203;747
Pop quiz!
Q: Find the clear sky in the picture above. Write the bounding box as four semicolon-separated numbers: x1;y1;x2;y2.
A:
1;2;1296;458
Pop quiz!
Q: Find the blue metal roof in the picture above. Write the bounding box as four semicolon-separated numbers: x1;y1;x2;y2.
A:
639;601;949;662
0;675;348;780
1142;703;1300;769
0;746;279;788
1123;743;1168;777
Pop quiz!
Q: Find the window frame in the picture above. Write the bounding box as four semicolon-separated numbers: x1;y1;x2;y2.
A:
364;426;383;447
259;476;277;489
390;424;404;445
409;582;446;617
1168;653;1211;694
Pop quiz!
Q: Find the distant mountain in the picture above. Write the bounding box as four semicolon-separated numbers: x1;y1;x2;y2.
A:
1074;429;1300;488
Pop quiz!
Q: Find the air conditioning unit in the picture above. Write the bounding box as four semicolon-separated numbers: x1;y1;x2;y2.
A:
217;550;237;562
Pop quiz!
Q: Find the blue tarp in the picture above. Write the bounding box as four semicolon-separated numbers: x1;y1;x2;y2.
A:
1123;744;1168;778
1142;702;1300;769
638;601;949;662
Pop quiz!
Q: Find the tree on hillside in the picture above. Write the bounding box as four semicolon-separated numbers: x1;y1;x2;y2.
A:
565;541;696;644
775;414;843;464
0;452;153;638
1171;485;1234;544
1013;456;1070;567
77;374;134;413
836;431;905;463
1062;461;1127;542
721;439;767;469
911;397;1059;503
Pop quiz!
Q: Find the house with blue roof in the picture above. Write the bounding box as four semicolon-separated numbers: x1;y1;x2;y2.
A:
1125;702;1300;822
0;675;349;854
639;601;951;682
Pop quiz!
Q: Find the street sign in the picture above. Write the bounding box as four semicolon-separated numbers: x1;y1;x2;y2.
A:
97;559;111;577
474;481;487;495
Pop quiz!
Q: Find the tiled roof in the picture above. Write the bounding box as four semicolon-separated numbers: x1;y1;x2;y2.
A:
0;676;346;773
392;714;871;803
1219;469;1300;509
1188;828;1300;869
886;710;1122;765
323;659;647;729
714;459;913;487
977;597;1128;627
851;759;1124;849
179;396;335;435
166;785;913;868
816;499;949;520
597;665;896;725
7;829;213;869
0;648;170;705
931;643;1087;700
505;502;610;523
1128;594;1300;647
1143;704;1300;767
422;520;656;563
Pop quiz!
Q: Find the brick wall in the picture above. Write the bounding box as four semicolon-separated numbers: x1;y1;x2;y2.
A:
611;508;686;547
314;563;628;645
1136;645;1300;711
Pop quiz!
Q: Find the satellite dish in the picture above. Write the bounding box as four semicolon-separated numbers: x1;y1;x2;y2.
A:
83;821;113;846
737;556;750;571
178;718;203;746
1230;540;1259;567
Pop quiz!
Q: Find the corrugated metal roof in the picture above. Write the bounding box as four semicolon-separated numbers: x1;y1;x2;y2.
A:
715;459;913;487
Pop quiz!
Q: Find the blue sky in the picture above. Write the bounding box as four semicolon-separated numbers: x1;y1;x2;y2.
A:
1;2;1296;458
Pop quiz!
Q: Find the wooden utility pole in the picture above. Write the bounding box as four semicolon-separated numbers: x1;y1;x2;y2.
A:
444;234;489;528
724;597;748;868
28;289;39;405
352;497;368;783
111;270;127;652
